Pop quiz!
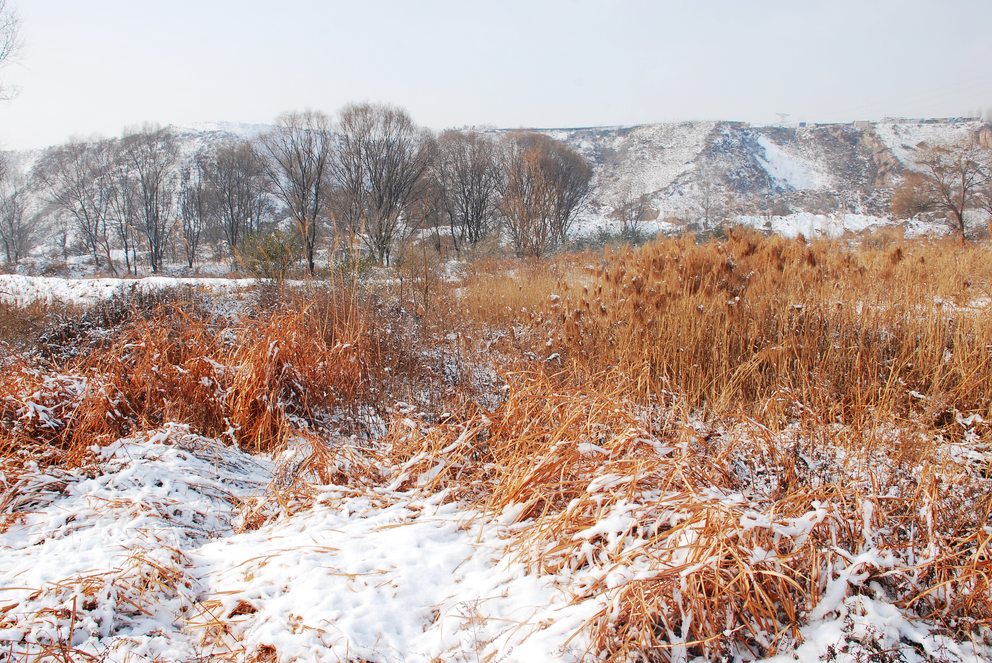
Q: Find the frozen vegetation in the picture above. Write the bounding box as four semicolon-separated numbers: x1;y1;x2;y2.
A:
2;232;992;661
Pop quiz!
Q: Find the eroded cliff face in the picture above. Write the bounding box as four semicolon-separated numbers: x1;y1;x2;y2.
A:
546;118;984;224
860;128;902;188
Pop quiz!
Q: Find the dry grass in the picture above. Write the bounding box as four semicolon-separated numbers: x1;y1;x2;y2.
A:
388;366;992;659
3;232;992;659
386;232;992;658
552;230;992;429
0;283;430;467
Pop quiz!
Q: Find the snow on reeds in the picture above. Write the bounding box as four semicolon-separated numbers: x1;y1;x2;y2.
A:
1;232;991;660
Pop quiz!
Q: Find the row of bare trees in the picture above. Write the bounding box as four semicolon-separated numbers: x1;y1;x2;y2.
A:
7;104;592;272
0;157;34;265
264;105;592;269
30;129;181;274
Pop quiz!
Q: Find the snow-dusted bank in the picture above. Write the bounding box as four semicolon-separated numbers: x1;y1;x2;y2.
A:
0;274;264;308
0;426;988;662
0;427;599;661
733;212;951;240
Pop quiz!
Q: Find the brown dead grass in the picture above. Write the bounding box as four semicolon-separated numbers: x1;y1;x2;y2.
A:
386;232;992;658
3;232;992;659
388;365;992;659
0;284;425;466
552;230;992;429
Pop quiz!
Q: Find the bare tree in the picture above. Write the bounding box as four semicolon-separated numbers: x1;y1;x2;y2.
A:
974;150;992;224
201;140;271;258
543;138;592;247
498;135;551;258
432;130;500;253
912;141;987;241
119;127;178;273
694;166;727;228
0;0;20;100
106;151;141;274
33;140;117;273
177;163;211;269
261;111;332;275
612;185;652;243
403;171;445;253
331;103;433;266
497;132;592;258
0;173;35;265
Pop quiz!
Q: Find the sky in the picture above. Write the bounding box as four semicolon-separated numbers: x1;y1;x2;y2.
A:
0;0;989;150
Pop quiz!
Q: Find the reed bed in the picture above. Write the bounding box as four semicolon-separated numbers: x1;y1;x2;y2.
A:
389;366;992;659
2;231;992;660
388;232;992;659
553;230;992;429
0;284;423;467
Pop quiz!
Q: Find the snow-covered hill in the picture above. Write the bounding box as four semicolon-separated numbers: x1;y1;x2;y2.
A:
548;117;987;230
1;117;986;273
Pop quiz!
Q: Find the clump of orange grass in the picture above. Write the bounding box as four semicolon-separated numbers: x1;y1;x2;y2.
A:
0;285;415;466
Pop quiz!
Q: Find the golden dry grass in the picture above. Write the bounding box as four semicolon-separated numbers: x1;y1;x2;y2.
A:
3;232;992;660
552;230;992;428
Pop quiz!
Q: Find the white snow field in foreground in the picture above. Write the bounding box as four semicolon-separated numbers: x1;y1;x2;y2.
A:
0;425;988;662
0;427;597;661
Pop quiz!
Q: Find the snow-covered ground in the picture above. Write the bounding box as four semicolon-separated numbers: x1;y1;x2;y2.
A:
755;135;832;191
734;212;953;239
548;122;718;210
0;274;261;307
875;119;983;171
0;427;597;661
1;426;988;662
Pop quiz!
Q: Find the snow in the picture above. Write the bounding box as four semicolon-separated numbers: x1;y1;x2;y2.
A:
0;427;599;661
755;135;831;191
0;426;270;660
0;274;261;307
734;211;952;239
177;121;275;140
194;492;599;661
874;119;983;171
766;595;988;663
546;122;717;209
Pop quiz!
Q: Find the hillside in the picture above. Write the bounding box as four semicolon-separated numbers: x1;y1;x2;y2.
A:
1;117;986;273
546;117;985;236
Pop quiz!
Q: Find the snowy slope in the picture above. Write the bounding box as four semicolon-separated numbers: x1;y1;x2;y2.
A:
545;122;718;207
754;134;831;191
874;119;982;170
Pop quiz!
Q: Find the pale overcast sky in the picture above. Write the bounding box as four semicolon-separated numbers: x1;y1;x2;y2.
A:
0;0;989;149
